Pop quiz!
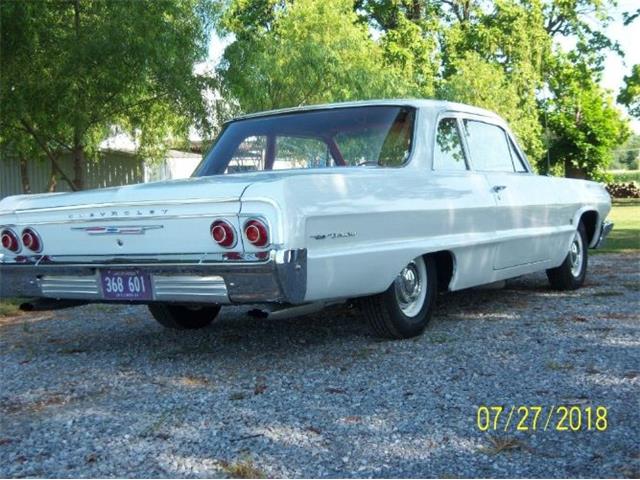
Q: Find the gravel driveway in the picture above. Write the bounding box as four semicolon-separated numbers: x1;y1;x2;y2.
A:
1;253;638;478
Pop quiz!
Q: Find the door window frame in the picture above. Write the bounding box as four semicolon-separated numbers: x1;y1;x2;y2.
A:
455;113;533;174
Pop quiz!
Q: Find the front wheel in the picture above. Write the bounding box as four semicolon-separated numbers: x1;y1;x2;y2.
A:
148;304;221;330
546;223;588;290
359;255;437;339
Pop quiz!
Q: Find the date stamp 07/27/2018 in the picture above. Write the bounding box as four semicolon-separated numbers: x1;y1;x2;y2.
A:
476;405;609;432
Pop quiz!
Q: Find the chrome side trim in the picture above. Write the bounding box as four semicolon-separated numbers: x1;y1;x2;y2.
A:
594;221;614;249
0;251;276;266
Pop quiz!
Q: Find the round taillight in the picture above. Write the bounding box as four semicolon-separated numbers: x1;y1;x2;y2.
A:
1;229;20;252
21;228;42;252
210;220;236;248
244;219;269;247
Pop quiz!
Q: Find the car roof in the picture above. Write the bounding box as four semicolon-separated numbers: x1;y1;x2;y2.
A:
229;99;501;123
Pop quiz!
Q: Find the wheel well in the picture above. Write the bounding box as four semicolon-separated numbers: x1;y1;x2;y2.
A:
428;250;455;292
580;210;599;245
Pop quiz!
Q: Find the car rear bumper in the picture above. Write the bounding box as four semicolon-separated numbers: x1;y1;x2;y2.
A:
0;249;307;305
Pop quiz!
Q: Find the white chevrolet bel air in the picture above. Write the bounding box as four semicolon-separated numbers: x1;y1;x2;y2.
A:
0;100;613;338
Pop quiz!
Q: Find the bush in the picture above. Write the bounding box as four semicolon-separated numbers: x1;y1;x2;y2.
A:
606;181;640;198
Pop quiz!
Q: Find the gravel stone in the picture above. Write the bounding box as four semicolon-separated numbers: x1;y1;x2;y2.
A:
0;253;638;478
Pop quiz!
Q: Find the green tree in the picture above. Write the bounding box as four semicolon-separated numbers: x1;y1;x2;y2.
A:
438;51;544;161
612;134;640;170
214;0;627;179
543;54;630;180
217;0;417;113
357;0;625;174
618;65;640;119
355;0;440;97
437;0;549;161
0;0;216;191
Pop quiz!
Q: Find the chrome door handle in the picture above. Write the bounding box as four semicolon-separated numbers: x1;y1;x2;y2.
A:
492;185;507;193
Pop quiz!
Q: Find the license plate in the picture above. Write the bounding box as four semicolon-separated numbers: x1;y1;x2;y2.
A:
100;269;152;300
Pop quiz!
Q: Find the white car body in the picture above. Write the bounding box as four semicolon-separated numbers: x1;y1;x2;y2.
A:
0;100;612;311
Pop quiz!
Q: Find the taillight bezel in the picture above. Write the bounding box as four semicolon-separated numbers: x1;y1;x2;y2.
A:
210;219;237;248
1;229;21;253
21;228;42;253
243;218;269;248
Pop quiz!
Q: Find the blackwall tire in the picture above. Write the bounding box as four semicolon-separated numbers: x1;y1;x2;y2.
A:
546;222;589;290
359;255;437;339
148;304;221;330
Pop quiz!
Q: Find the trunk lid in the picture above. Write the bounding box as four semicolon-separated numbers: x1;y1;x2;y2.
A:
0;176;255;259
1;175;254;217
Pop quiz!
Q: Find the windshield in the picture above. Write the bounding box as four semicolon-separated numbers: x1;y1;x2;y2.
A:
194;106;416;176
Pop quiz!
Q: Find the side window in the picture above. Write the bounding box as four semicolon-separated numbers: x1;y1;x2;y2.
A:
433;118;467;171
462;120;514;172
227;135;266;173
507;136;528;172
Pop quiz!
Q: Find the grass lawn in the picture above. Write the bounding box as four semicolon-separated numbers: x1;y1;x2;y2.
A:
595;199;640;254
609;170;640;183
0;297;24;317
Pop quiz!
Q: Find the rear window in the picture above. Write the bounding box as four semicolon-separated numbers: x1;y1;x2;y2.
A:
195;106;416;176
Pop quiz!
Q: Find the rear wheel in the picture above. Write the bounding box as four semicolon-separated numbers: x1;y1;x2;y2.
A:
359;255;437;339
148;304;221;330
546;223;588;290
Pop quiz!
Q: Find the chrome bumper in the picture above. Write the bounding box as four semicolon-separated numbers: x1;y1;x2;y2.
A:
594;221;614;249
0;249;307;305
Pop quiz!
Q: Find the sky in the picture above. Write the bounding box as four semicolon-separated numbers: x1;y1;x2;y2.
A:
205;2;639;132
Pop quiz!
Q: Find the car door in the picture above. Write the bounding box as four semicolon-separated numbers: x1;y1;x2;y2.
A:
429;114;498;288
460;117;554;270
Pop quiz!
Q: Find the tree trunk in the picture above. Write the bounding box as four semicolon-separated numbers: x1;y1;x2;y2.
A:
564;158;587;179
48;161;58;192
72;144;87;190
19;156;32;194
409;0;421;20
71;0;86;191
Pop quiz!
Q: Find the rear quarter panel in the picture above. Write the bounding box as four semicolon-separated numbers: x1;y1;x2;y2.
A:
241;168;498;301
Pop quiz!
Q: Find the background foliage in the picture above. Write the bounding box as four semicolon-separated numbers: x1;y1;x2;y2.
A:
216;0;633;180
1;0;217;190
1;0;637;188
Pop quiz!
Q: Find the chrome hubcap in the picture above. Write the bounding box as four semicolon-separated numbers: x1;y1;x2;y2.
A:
394;259;427;317
569;232;583;277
